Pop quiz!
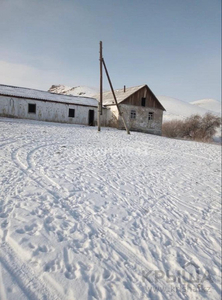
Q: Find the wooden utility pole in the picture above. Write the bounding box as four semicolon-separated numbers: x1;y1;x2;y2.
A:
98;41;103;131
102;58;130;134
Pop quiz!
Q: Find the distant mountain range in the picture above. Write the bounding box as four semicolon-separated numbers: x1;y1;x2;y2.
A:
48;85;221;122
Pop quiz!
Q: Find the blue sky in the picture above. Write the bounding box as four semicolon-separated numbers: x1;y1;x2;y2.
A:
0;0;221;102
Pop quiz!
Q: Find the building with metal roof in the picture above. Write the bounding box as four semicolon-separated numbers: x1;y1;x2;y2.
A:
93;84;165;135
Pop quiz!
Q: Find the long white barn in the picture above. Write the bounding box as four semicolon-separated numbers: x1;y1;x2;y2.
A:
0;84;108;126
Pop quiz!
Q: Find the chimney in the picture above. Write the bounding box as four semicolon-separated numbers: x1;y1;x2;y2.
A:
124;85;126;92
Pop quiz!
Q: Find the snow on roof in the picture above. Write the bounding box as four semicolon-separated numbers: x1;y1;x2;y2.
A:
93;85;146;105
0;84;98;107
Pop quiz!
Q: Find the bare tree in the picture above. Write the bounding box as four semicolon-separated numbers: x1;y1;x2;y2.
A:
182;114;202;140
198;113;221;142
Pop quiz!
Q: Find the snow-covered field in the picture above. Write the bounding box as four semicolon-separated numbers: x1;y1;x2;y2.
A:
0;118;221;300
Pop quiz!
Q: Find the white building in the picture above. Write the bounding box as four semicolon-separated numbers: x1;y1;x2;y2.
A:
0;84;108;126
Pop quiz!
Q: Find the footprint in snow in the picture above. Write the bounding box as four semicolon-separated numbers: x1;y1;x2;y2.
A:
16;223;39;235
44;258;61;272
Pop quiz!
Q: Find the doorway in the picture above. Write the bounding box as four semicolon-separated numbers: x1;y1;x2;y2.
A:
88;110;95;126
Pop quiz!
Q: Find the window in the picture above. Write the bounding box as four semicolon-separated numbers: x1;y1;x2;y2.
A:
141;98;146;107
28;103;36;114
131;110;136;119
148;112;154;120
69;108;75;118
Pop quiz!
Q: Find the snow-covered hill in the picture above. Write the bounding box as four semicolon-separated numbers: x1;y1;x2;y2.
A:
157;96;221;122
48;84;99;97
190;98;221;113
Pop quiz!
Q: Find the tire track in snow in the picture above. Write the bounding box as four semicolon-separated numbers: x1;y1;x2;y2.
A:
12;140;220;246
0;242;61;300
9;137;221;299
10;142;175;299
0;139;18;149
12;141;219;256
0;263;7;300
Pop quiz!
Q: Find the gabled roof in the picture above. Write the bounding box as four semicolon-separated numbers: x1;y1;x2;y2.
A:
93;84;166;110
93;84;145;105
0;84;98;107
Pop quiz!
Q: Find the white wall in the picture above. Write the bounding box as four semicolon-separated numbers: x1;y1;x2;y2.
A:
0;95;98;125
120;104;163;135
0;95;163;134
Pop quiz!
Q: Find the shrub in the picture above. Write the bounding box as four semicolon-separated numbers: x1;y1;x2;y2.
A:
162;120;184;138
162;113;221;142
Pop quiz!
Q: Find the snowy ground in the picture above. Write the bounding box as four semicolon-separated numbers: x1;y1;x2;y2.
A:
0;118;221;300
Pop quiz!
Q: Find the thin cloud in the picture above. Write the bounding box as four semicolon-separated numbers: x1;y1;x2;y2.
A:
0;60;80;91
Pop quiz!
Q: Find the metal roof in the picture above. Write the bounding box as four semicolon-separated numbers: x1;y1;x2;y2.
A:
93;84;166;110
93;85;146;105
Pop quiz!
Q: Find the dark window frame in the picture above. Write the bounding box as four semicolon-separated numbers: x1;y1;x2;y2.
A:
28;103;36;114
130;110;136;119
148;112;154;120
141;97;146;107
69;108;75;118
